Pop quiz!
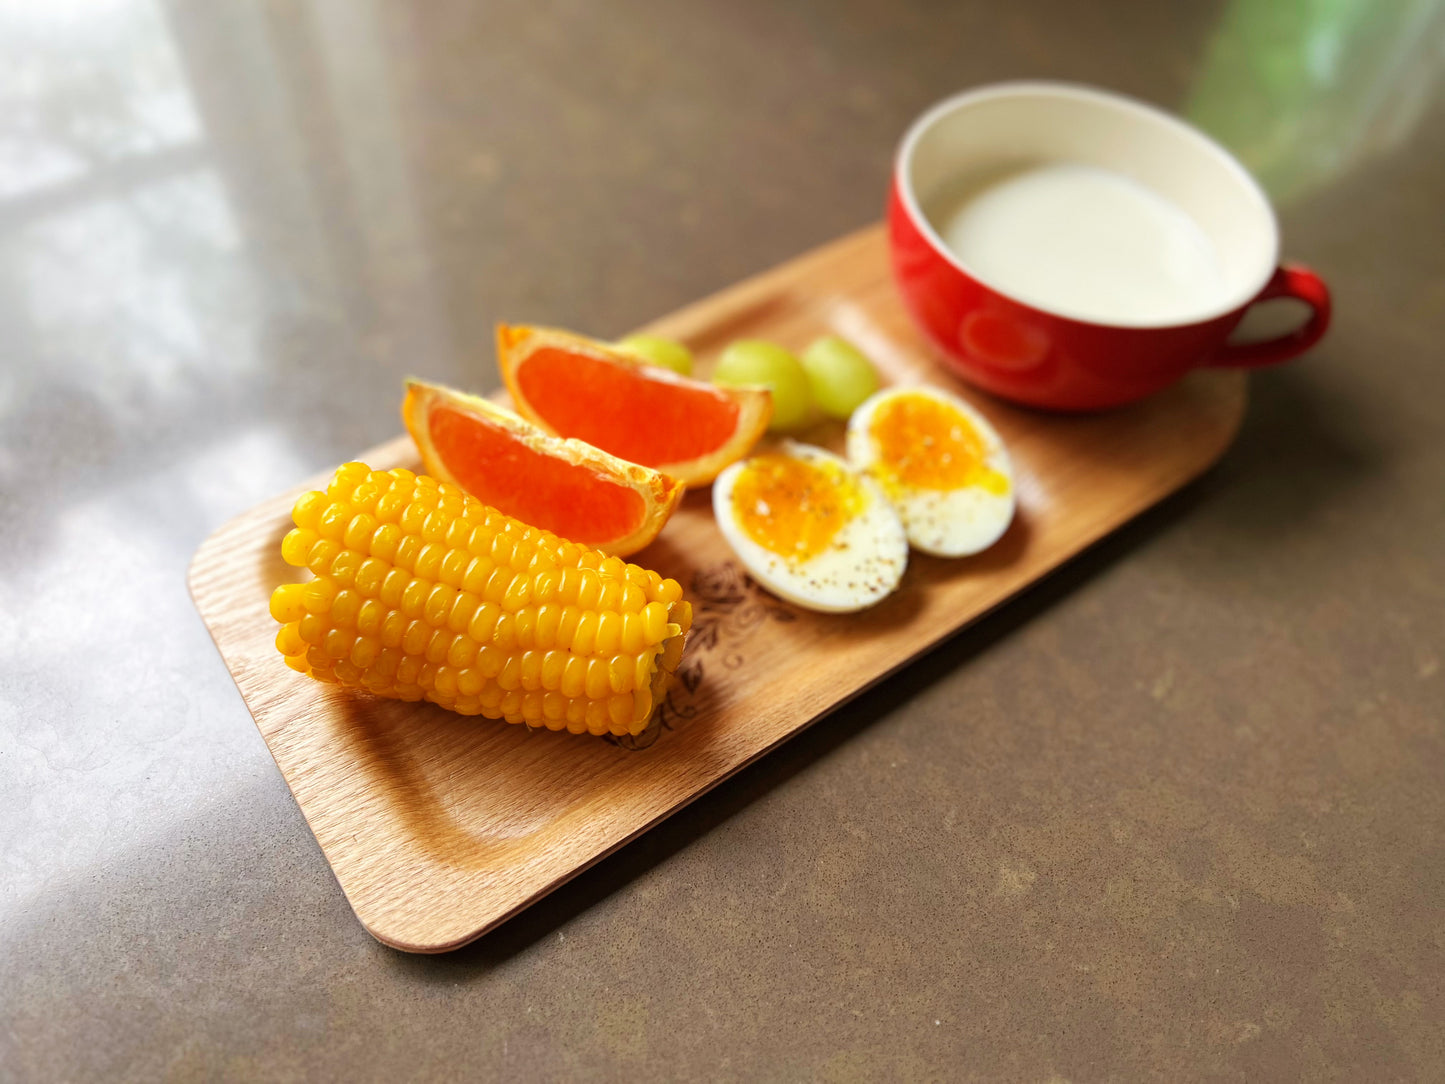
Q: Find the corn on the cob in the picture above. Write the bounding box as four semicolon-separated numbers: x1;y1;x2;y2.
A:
270;462;692;737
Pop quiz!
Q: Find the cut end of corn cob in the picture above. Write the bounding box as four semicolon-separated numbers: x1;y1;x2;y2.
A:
270;461;693;738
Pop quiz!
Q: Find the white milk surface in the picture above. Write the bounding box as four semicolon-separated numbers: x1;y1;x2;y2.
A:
936;162;1227;325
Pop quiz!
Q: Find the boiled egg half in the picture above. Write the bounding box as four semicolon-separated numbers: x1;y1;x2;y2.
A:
712;442;907;613
846;386;1014;557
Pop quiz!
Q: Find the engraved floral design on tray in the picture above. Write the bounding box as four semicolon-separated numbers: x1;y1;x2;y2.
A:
606;561;795;750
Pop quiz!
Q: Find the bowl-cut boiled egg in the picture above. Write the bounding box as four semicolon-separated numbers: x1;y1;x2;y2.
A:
712;442;907;613
846;386;1015;557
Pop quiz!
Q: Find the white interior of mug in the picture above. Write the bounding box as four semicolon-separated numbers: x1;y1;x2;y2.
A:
897;82;1279;328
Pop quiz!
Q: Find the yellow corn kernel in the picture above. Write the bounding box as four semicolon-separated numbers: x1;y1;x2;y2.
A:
369;523;401;563
443;517;472;550
354;557;387;597
620;581;646;611
457;667;484;697
492;612;517;650
490;532;515;567
500;689;523;719
379;568;409;607
509;538;536;571
483;566;514;605
379;611;406;649
584;700;609;733
463;554;493;593
401;619;430;656
540;649;566;690
374;490;408;524
521;691;544;721
447;635;477;669
597;578;623;613
281;528;315;567
400;579;429;619
393;533;422;572
424;583;456;627
584;657;611;700
306;538;341;576
475;644;504;679
350;636;379;670
556;566;582;605
422;509;449;543
591;610;621;655
576;571;601;610
519;650;542;691
534;604;561;649
652;577;684;606
502;574;531;612
608;654;635;693
467;600;501;643
328;549;360;588
448;593;480;635
293;490;327;530
302;579;337;614
395;656;421;687
270;583;307;623
642;601;669;645
512;606;536;647
330;589;361;627
271;463;693;734
374;647;401;678
414;542;445;581
324;628;353;660
633;651;654;691
317;502;350;541
439;547;469;588
620;611;647;653
349;479;382;510
532;569;559;604
343;513;376;551
395;499;427;532
565;697;587;727
276;623;305;657
571;611;600;656
560;655;588;699
556;607;581;649
425;629;453;665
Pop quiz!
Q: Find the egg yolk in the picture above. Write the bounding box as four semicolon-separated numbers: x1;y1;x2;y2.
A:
868;394;1010;496
730;453;865;561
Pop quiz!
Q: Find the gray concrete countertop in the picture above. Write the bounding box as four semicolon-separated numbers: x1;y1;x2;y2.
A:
3;1;1442;1079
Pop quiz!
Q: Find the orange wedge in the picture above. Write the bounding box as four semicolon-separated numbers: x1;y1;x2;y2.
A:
402;380;684;557
496;324;772;486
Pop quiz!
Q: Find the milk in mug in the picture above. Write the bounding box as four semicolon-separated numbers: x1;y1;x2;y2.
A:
932;162;1227;325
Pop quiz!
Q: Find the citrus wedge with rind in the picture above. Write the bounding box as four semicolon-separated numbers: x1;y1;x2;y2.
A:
402;380;684;557
496;324;773;486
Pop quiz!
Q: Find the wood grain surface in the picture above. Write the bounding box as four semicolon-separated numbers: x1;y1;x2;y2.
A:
188;226;1246;953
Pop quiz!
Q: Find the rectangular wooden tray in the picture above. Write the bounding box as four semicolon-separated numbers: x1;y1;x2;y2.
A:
189;225;1245;952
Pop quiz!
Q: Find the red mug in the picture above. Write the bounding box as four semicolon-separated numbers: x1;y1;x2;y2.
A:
889;82;1331;411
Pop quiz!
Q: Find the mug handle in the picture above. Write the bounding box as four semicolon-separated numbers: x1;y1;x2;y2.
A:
1208;264;1332;369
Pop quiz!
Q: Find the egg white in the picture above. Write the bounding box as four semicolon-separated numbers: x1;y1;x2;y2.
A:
846;386;1015;557
712;442;908;614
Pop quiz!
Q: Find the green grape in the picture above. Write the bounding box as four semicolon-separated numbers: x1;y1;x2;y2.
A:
615;334;694;376
712;339;812;431
800;336;880;419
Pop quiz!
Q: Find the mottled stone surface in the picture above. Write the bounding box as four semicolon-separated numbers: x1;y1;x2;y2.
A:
2;0;1443;1079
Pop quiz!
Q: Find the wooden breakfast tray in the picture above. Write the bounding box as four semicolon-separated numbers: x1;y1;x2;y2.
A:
189;226;1246;952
